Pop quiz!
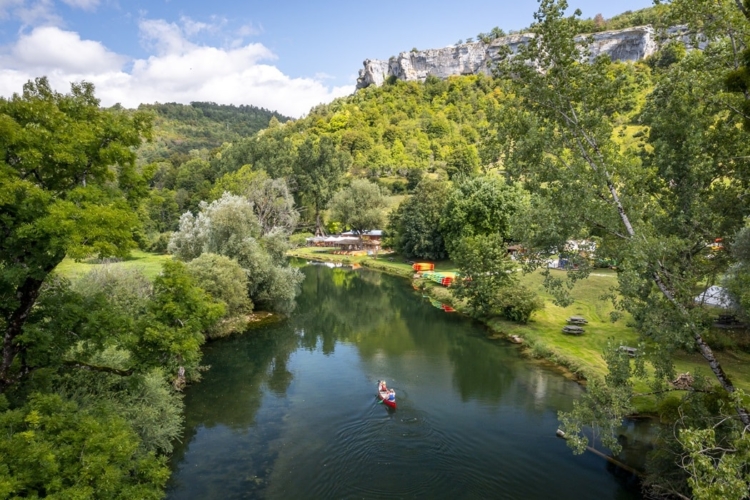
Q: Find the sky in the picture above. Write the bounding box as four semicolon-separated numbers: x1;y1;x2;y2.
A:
0;0;655;117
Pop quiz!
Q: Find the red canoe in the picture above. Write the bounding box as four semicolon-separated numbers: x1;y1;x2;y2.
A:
378;387;397;408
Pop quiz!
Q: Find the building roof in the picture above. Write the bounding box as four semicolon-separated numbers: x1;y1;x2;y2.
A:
341;230;383;237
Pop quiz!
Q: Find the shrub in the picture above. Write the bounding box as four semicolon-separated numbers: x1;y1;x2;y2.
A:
495;285;544;323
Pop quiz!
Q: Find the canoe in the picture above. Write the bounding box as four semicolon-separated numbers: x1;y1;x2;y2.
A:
377;387;397;408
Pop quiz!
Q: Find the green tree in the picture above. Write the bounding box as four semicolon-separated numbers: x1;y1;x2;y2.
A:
445;140;480;178
187;253;253;338
387;179;451;260
439;175;526;256
450;234;516;317
133;260;223;382
0;78;152;391
0;393;169;498
495;0;750;495
294;135;351;235
169;193;303;313
329;179;387;237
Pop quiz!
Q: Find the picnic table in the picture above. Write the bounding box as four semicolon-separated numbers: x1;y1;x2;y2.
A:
567;316;588;325
562;325;585;335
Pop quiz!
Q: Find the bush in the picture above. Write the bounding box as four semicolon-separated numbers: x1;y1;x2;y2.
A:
390;179;408;194
495;285;544;323
290;232;314;248
149;232;172;254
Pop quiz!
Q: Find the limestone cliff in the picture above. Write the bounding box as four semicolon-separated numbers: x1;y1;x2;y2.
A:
356;25;666;89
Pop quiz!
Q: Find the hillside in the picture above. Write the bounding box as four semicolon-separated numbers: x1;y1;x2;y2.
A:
136;101;291;165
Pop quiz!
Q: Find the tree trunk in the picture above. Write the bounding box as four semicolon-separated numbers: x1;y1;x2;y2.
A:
1;276;45;391
693;331;750;427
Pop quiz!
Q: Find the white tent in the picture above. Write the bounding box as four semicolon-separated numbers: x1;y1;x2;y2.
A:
694;286;734;308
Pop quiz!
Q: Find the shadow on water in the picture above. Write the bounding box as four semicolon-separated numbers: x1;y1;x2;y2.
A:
167;264;648;499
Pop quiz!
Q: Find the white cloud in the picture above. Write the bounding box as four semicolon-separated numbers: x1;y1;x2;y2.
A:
60;0;99;10
0;0;24;20
0;21;354;117
237;22;261;37
8;26;125;72
13;0;61;26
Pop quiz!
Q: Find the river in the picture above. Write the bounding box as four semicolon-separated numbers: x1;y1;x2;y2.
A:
167;264;649;499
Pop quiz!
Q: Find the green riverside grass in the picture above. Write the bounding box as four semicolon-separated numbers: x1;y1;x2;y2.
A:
54;250;172;281
288;246;750;414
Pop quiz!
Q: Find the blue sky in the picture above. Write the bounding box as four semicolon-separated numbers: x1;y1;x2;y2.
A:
0;0;654;116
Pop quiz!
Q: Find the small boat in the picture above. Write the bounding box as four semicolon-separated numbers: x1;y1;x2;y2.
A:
377;385;397;409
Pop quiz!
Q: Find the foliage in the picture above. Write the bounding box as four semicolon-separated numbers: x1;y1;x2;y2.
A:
294;135;351;234
449;234;516;317
387;178;451;260
494;285;543;323
725;227;750;321
577;5;671;34
133;260;224;380
169;193;303;312
0;393;169;498
136;101;290;164
495;0;750;496
245;175;299;236
73;265;152;317
439;175;527;256
187;253;253;338
57;367;184;455
328;179;387;236
0;77;152;390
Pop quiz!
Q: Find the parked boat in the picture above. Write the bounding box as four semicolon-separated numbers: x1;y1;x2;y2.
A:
377;385;397;408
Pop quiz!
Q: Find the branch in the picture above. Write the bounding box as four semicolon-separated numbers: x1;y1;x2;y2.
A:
734;0;750;21
64;360;134;377
634;388;713;397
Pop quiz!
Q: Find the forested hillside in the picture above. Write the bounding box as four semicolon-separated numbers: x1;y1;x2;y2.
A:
136;101;290;165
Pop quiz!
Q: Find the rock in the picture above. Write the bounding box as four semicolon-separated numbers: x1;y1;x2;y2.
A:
671;372;694;390
356;25;682;89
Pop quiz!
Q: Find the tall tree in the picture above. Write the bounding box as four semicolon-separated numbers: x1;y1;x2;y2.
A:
294;135;351;235
387;178;451;260
439;175;526;257
328;179;387;238
495;1;750;494
0;78;152;391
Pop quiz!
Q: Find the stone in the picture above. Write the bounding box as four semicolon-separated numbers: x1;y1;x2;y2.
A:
356;25;684;90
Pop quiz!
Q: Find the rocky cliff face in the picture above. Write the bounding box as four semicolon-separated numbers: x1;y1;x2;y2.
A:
356;25;662;89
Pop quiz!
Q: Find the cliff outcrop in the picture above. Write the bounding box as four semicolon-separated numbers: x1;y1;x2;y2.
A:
356;25;664;89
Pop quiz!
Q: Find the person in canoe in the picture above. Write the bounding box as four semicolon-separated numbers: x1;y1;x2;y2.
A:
379;380;388;393
388;389;396;402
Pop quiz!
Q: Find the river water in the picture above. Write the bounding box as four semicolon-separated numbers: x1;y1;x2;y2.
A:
167;264;647;499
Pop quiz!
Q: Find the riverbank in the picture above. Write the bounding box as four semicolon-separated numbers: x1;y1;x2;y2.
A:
288;246;750;414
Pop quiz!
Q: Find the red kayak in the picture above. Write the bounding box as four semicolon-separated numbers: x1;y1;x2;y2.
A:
378;386;397;408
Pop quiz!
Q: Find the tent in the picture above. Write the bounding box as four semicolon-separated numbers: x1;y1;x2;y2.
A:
694;286;734;308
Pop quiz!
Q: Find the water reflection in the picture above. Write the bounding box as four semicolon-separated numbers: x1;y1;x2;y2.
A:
168;265;644;499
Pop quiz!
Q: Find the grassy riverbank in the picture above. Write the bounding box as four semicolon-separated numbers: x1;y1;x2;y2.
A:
54;250;172;280
288;246;750;414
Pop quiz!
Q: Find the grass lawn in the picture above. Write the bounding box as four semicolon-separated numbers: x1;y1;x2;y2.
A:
54;250;172;281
